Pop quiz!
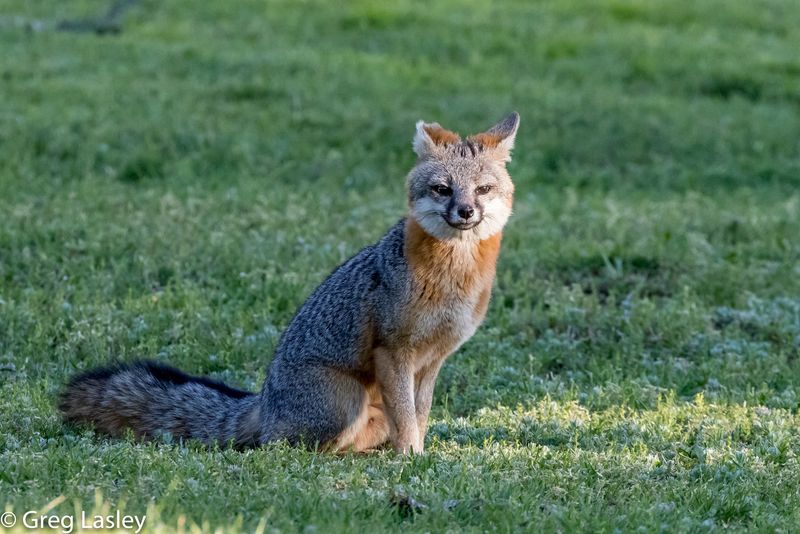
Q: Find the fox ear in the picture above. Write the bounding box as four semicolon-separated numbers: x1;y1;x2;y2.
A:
470;112;520;162
413;121;460;158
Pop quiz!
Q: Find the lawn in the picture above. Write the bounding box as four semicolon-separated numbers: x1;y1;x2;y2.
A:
1;0;800;531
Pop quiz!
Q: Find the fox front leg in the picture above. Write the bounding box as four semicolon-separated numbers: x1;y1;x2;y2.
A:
413;358;444;453
374;348;420;454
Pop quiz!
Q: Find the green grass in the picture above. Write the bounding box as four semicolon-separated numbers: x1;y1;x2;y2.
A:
2;0;800;531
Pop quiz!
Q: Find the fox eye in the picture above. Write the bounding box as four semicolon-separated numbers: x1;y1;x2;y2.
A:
475;185;493;195
431;184;452;196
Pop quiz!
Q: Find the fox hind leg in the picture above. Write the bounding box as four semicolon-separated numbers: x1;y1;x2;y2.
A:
336;384;389;452
351;402;390;452
261;365;377;450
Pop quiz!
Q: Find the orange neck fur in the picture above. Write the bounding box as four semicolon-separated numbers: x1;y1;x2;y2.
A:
404;218;501;301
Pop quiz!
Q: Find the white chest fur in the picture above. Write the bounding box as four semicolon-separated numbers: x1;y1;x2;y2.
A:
405;282;490;373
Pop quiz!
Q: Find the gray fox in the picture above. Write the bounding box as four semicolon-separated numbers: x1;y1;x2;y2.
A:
60;112;519;454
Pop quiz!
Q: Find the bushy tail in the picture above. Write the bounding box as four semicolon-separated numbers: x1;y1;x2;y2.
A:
59;361;262;448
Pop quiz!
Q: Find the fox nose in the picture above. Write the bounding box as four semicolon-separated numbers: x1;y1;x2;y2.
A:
457;205;474;220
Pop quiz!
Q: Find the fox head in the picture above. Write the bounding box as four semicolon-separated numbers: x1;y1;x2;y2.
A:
407;112;519;241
